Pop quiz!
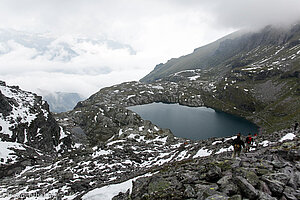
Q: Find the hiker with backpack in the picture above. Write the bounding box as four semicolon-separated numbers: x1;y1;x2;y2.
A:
252;133;258;149
232;133;245;158
245;134;253;152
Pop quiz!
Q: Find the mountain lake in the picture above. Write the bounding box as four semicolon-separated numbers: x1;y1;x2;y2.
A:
128;102;259;140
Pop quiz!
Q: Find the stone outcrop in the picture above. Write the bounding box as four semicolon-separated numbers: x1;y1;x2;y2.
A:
0;81;62;178
113;135;300;200
0;81;61;152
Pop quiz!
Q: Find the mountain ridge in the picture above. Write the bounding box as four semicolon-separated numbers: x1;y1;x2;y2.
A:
141;24;300;83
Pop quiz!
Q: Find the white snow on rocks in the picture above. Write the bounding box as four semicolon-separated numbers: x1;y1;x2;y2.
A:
151;85;164;90
92;149;112;158
0;142;26;164
212;141;222;145
193;147;212;158
188;75;200;81
107;140;126;146
279;133;296;142
82;173;153;200
126;95;136;99
216;146;233;154
0;85;42;138
259;140;272;147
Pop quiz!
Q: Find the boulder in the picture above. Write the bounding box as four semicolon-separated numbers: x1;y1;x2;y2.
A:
257;191;277;200
235;176;258;200
261;178;285;197
206;164;222;182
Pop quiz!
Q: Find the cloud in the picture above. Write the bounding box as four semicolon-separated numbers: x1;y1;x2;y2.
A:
170;0;300;29
0;31;164;97
0;69;149;98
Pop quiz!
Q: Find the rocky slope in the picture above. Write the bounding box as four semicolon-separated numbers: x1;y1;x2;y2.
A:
108;131;300;200
0;81;66;178
141;24;300;83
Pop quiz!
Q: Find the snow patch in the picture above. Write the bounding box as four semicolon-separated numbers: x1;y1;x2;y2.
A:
259;140;271;147
82;173;153;200
188;75;200;81
0;142;26;164
151;85;164;90
216;146;233;154
127;95;136;99
193;147;212;158
212;141;222;145
107;140;126;146
279;133;296;142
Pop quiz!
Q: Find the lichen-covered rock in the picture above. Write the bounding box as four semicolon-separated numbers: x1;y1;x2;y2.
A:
204;194;229;200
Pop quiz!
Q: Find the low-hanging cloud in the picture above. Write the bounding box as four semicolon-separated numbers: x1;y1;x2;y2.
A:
210;0;300;29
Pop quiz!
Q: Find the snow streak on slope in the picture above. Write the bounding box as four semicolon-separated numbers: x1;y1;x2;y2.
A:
0;84;48;139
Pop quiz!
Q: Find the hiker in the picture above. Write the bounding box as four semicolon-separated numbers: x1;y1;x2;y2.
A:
232;133;245;158
294;121;299;132
245;134;253;152
252;133;258;149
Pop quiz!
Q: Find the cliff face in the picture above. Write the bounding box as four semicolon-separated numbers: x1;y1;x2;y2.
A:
0;81;60;151
0;81;63;178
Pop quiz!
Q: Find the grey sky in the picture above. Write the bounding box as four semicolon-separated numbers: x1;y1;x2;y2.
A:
0;0;299;97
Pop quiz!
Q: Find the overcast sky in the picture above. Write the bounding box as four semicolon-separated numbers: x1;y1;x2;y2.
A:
0;0;300;97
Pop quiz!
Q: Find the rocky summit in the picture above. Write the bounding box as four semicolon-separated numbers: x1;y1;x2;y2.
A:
0;81;64;179
0;23;300;200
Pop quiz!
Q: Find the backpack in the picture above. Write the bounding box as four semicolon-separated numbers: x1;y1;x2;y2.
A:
246;137;252;144
234;143;241;150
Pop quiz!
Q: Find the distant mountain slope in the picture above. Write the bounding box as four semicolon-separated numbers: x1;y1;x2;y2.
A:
37;89;84;113
141;24;300;83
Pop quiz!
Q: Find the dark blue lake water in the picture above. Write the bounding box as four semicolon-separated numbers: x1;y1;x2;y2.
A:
128;102;259;140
